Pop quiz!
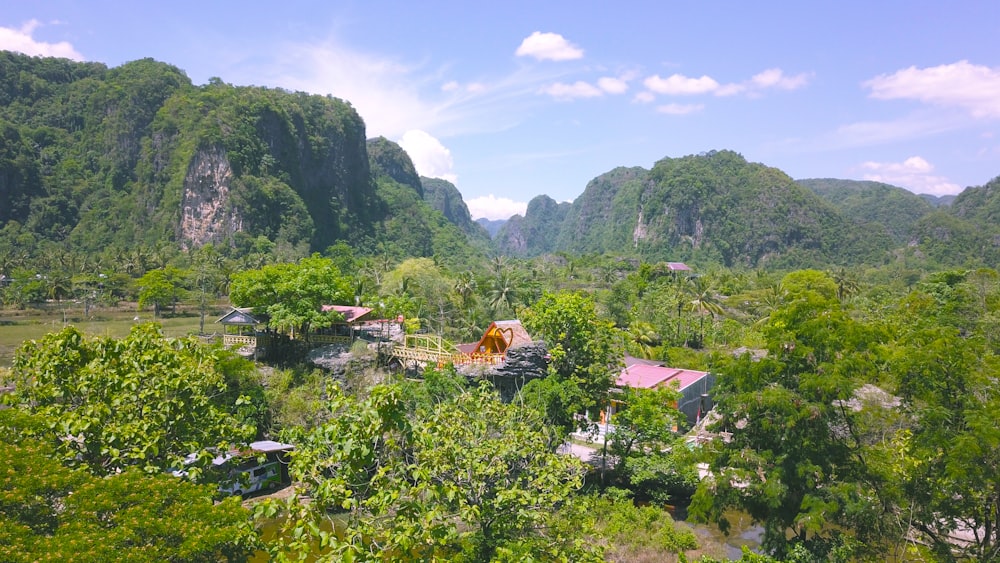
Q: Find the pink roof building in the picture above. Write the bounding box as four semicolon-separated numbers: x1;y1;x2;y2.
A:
320;305;373;323
614;356;715;426
616;362;709;393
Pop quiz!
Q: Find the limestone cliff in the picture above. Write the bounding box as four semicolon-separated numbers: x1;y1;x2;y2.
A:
178;146;240;248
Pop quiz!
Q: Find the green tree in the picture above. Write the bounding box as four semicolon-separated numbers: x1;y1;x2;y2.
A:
137;266;186;317
521;291;623;434
684;274;725;346
690;270;889;560
229;254;352;338
887;326;1000;561
608;386;685;483
382;257;453;333
0;411;258;562
3;324;257;475
259;384;600;562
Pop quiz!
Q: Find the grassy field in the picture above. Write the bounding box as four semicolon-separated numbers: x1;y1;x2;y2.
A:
0;302;225;368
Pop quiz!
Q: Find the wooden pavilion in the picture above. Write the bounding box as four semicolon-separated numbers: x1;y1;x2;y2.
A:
312;305;374;344
217;307;262;348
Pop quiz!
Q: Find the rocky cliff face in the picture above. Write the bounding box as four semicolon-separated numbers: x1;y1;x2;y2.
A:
421;176;490;241
494;195;570;256
367;137;422;196
178;146;240;248
556;167;649;254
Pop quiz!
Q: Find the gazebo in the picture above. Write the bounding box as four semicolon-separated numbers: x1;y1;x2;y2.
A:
217;307;262;348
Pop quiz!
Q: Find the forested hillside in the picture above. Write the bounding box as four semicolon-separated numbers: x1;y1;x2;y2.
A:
366;138;486;267
3;51;1000;273
797;178;935;244
494;195;571;256
420;176;492;243
499;151;894;267
0;51;385;262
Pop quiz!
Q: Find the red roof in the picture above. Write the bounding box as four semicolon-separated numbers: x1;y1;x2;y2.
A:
616;363;708;391
320;305;373;323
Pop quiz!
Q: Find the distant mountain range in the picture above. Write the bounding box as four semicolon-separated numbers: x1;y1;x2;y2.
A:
2;50;999;270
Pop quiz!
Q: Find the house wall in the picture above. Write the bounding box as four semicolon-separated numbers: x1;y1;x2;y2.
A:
676;373;716;428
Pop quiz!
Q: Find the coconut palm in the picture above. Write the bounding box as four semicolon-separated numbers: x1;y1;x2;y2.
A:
830;267;861;303
488;271;519;319
628;321;662;359
453;271;478;309
685;275;724;346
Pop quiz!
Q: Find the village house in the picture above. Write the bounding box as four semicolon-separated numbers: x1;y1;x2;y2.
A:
611;356;715;428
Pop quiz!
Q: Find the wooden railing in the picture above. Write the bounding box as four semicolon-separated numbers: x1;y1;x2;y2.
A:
457;353;505;366
223;334;257;347
390;334;506;367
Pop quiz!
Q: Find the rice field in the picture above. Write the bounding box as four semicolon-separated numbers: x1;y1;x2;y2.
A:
0;302;221;367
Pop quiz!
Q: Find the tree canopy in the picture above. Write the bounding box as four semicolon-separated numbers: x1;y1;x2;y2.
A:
228;254;352;337
259;383;599;562
521;291;623;433
0;410;257;563
3;324;259;475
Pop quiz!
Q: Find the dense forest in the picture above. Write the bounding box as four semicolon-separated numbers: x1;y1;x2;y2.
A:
3;51;1000;562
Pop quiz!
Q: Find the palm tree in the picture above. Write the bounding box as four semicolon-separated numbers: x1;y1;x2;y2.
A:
628;321;662;359
453;271;478;309
685;276;724;346
754;282;787;326
488;271;519;319
830;267;860;303
46;271;73;303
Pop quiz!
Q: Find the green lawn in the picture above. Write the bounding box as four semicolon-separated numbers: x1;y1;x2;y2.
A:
0;303;224;368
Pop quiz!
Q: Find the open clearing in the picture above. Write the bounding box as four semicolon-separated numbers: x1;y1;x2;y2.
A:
0;303;219;368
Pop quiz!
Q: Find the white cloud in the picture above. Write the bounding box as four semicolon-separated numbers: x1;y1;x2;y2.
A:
859;156;961;196
633;91;655;104
656;103;704;115
750;68;811;90
864;60;1000;119
540;80;603;100
644;73;719;95
641;68;811;100
515;31;584;61
229;35;577;140
466;195;528;220
715;68;812;97
597;76;629;94
442;80;487;94
714;83;746;97
0;20;83;60
397;130;457;184
828;112;964;148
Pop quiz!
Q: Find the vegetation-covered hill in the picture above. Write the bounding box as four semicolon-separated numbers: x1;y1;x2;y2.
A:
0;51;385;260
365;139;485;267
950;175;1000;225
5;51;1000;273
494;195;571;256
498;151;894;267
475;217;507;237
796;178;934;244
420;176;491;243
555;166;649;256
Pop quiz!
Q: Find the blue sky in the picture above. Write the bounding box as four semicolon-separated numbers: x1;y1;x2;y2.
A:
4;1;1000;219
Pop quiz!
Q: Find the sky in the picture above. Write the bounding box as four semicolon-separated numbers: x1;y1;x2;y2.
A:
3;1;1000;220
